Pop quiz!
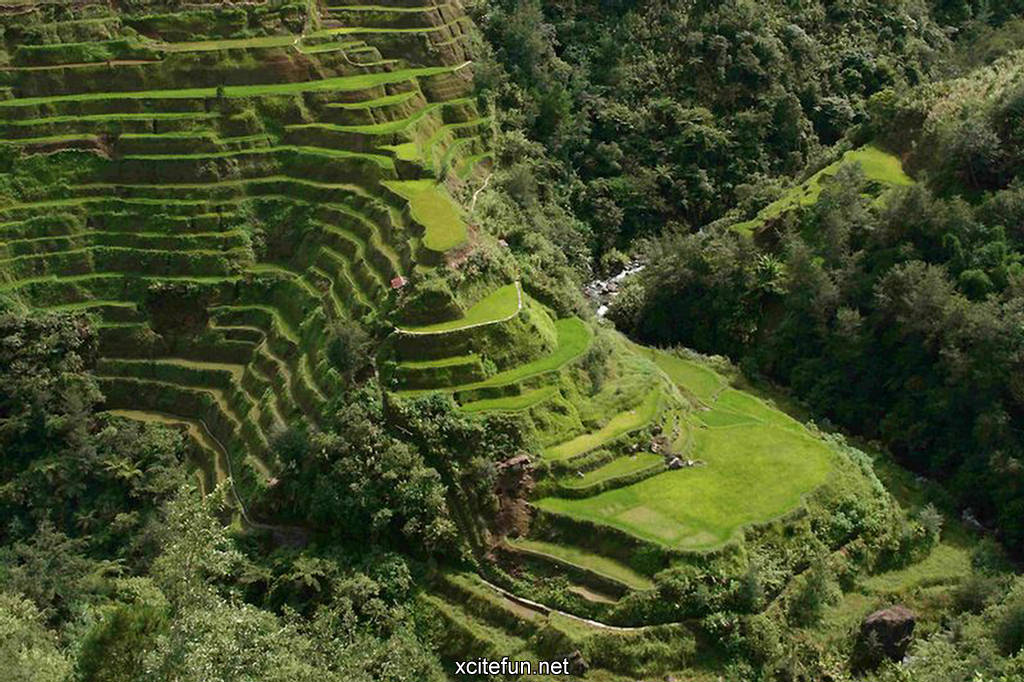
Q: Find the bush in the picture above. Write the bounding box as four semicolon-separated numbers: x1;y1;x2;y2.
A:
995;587;1024;655
953;574;1003;614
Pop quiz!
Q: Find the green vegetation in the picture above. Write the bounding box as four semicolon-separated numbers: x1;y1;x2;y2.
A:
383;179;469;252
397;282;519;333
459;384;558;413
0;65;461;108
506;538;654;590
452;317;592;391
563;453;663;489
544;387;661;460
631;345;725;401
539;422;833;549
538;348;834;549
731;146;915;236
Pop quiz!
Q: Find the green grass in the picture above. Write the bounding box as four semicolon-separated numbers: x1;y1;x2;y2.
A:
383;179;468;252
0;65;462;108
2;112;220;127
633;344;724;403
1;133;99;145
507;538;654;590
46;300;136;313
545;388;662;461
563;453;663;489
697;406;756;428
713;389;804;431
120;144;395;170
861;542;971;595
329;4;441;12
295;98;472;136
157;36;299;52
459;385;560;413
327;90;419;110
399;354;479;369
732;146;915;236
382;141;420;162
397;282;520;333
308;20;467;37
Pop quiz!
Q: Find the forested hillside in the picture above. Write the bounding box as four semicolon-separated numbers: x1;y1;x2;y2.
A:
1;1;1024;681
607;12;1024;554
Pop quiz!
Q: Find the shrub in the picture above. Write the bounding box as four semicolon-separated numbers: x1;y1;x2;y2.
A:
995;586;1024;655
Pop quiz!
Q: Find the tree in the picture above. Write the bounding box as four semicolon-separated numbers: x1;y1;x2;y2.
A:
0;592;72;682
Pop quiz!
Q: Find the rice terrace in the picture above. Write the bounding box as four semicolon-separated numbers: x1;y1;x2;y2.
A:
1;1;1023;681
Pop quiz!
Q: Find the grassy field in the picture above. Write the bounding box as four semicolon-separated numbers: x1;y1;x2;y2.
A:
538;422;833;549
632;344;724;402
3;112;220;126
536;347;834;550
860;541;971;595
328;90;419;110
731;146;914;236
121;145;396;170
398;282;520;333
157;36;299;52
383;179;468;252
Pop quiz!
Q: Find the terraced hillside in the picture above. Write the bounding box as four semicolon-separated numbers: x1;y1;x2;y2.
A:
0;2;904;680
0;0;490;510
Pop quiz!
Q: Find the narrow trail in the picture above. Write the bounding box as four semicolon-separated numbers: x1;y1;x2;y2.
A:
476;577;659;633
470;171;491;212
106;408;307;543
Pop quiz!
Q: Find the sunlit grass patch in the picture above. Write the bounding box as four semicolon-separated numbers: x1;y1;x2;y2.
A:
383;178;468;252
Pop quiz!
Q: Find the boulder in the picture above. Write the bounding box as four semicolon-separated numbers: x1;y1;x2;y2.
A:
853;605;916;671
567;650;588;676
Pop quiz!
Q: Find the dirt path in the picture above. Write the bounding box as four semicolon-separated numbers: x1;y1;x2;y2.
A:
470;171;491;212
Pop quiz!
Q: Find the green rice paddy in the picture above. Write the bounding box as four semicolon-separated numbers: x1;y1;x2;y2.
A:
545;388;663;461
459;385;560;413
563;453;663;489
506;538;654;590
383;179;468;252
452;317;592;391
632;344;724;403
398;282;520;333
535;347;834;550
0;65;462;108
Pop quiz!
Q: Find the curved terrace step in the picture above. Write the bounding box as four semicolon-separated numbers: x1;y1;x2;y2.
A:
105;408;228;499
504;538;654;593
544;388;663;462
395;281;521;335
0;63;470;111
